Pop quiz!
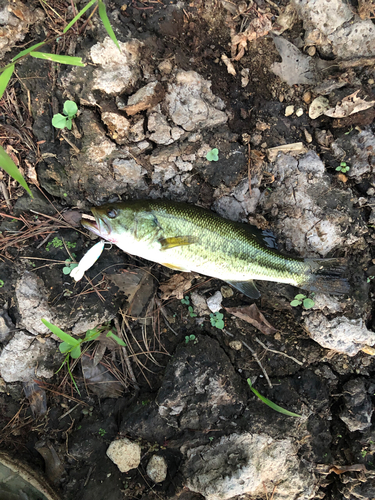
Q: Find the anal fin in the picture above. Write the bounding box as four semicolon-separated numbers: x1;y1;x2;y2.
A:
226;280;261;299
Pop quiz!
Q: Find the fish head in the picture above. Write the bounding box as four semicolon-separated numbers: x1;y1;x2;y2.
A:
81;203;135;245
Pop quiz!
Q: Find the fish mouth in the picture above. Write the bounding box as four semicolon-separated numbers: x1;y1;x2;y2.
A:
81;209;111;238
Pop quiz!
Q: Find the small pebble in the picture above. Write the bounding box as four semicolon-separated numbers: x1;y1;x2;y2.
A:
146;455;168;483
367;187;375;195
207;291;223;313
221;285;234;298
306;46;316;56
304;129;313;143
295;108;304;117
368;78;374;84
303;91;312;104
229;340;242;351
337;173;348;183
362;356;372;367
285;105;294;116
279;94;284;102
274;332;281;341
261;142;267;148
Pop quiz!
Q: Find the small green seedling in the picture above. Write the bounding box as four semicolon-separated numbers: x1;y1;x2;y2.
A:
188;306;197;318
185;334;196;344
290;293;315;309
210;312;224;329
52;100;78;130
336;161;350;173
181;296;190;305
41;319;126;395
247;378;302;418
206;148;219;162
46;237;76;252
63;258;78;275
0;280;4;288
98;428;106;437
367;276;374;283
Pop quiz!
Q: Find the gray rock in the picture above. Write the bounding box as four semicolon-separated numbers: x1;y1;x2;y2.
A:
206;291;223;313
112;159;146;186
348;131;375;180
212;196;243;222
15;271;56;336
129;118;146;142
183;432;317;500
146;455;168;483
148;113;174;145
0;0;44;60
90;37;143;95
292;0;353;36
125;81;165;115
101;112;130;145
329;19;375;59
0;331;56;382
165;70;228;131
260;152;364;256
0;309;15;344
271;35;316;86
156;336;245;430
304;312;375;356
339;379;373;432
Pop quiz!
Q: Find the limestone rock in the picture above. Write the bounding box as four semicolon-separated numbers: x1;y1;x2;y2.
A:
0;332;56;382
16;271;55;336
339;378;373;432
146;455;168;483
206;291;223;313
101;112;130;144
0;0;44;60
260;152;364;256
0;309;15;344
165;70;228;131
125;82;165;115
183;432;317;500
90;37;143;95
292;0;353;36
304;312;375;356
129;118;146;142
106;438;141;472
156;336;245;430
112;159;146;186
148;113;174;145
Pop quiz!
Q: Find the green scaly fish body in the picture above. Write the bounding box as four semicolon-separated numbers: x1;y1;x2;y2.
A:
82;200;349;298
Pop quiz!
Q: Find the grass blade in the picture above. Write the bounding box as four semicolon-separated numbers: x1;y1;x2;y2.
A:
247;378;302;418
106;330;126;346
98;0;120;49
0;64;14;100
63;0;98;34
66;357;81;395
41;318;79;346
30;52;85;66
0;144;32;196
12;41;46;62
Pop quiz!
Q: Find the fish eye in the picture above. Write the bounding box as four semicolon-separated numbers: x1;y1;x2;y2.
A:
107;208;117;219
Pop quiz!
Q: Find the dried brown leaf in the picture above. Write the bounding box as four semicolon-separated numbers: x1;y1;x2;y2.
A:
225;303;277;335
231;13;272;61
324;90;375;118
62;210;82;227
159;272;199;300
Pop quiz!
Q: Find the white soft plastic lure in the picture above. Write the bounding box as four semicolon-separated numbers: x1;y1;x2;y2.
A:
70;240;105;281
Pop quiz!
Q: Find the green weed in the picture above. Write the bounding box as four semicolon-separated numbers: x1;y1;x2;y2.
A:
98;428;107;437
0;280;4;288
206;148;219;162
52;101;78;130
290;293;315;309
247;378;302;418
41;319;126;395
336;161;350;173
185;334;196;344
210;312;224;329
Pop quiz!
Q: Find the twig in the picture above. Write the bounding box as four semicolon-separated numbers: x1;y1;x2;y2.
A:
114;317;139;391
247;143;252;195
242;340;273;388
254;336;304;366
0;181;11;210
224;330;272;388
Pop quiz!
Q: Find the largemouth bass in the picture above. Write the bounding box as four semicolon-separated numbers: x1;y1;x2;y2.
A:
81;199;349;298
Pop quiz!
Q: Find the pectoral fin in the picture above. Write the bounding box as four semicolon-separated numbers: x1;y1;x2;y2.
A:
226;280;261;299
159;236;198;251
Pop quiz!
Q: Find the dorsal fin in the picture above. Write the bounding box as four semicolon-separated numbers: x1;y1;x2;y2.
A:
226;280;261;299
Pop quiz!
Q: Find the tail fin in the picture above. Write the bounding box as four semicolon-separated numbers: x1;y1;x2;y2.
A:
301;258;350;295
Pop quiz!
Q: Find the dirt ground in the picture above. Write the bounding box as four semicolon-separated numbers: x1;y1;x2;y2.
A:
1;0;375;499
